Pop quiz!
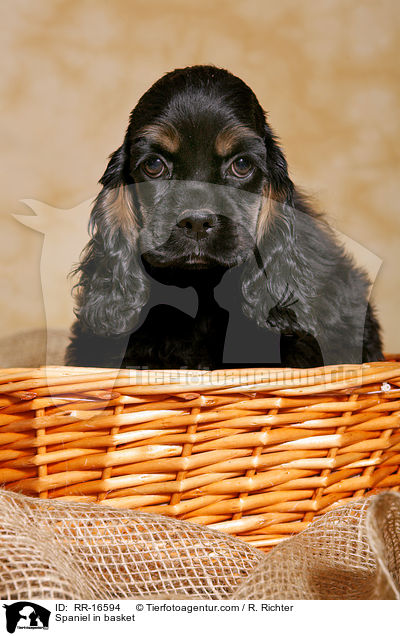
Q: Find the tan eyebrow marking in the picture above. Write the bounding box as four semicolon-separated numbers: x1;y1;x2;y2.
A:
138;122;181;153
215;124;260;156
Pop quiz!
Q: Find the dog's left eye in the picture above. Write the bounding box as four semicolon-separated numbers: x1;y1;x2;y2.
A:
141;157;168;178
229;157;254;178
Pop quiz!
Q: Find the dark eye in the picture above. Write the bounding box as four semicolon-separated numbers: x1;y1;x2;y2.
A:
141;156;167;178
229;157;254;178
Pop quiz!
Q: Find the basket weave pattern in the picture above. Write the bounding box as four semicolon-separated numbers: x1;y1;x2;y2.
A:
1;362;400;551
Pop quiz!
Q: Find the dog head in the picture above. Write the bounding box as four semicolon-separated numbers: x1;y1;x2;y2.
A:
75;66;295;334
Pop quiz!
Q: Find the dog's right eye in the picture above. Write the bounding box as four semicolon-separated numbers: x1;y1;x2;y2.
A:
141;157;168;178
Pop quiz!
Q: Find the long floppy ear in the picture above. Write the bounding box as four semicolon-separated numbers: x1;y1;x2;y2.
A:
242;120;381;367
71;142;150;336
255;123;295;243
243;124;319;340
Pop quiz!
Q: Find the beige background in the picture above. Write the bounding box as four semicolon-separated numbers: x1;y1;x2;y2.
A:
1;0;399;350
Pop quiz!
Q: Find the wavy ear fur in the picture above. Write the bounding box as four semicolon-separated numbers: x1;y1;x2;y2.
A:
246;123;303;330
71;142;149;336
243;125;381;365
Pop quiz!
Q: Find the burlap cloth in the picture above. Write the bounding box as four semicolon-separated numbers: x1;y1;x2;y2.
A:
0;489;399;600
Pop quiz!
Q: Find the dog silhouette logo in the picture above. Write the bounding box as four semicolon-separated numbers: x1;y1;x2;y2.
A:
2;602;50;633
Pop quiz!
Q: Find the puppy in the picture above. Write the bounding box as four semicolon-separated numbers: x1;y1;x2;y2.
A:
66;65;383;369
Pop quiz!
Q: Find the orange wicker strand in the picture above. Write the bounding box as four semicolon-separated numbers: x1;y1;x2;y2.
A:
1;361;400;551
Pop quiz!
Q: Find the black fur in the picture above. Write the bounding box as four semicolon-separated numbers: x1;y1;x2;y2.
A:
66;65;383;369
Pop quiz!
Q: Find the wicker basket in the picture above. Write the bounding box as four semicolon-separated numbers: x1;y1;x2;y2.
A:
1;361;400;551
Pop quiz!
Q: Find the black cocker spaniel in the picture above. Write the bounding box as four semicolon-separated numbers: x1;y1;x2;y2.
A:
66;65;383;369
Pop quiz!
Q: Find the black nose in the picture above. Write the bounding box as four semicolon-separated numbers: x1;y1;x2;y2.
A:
177;210;216;240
